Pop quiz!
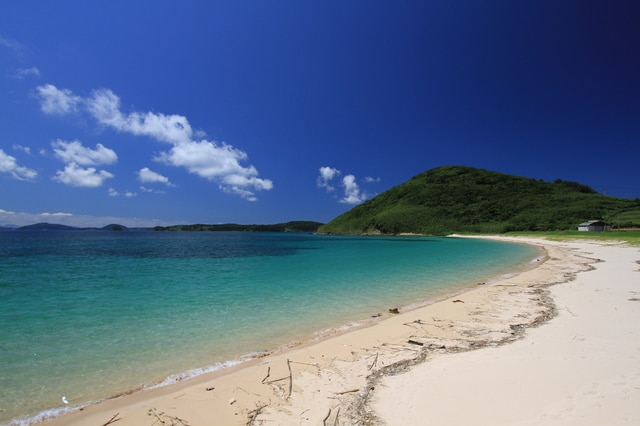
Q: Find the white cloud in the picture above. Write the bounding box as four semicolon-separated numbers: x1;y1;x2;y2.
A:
340;174;367;204
317;166;341;192
108;188;136;197
87;88;193;145
40;212;73;218
53;162;113;187
0;149;37;181
37;84;272;200
155;140;273;200
36;84;81;115
317;165;372;205
364;176;381;183
11;67;40;79
13;144;31;155
52;139;117;166
0;36;28;57
137;167;174;187
140;186;166;194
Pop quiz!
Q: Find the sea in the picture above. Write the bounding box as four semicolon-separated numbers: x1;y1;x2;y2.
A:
0;230;540;425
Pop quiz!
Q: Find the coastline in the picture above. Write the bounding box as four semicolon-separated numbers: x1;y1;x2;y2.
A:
36;236;639;425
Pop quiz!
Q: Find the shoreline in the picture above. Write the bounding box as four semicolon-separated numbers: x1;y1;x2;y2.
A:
35;236;637;425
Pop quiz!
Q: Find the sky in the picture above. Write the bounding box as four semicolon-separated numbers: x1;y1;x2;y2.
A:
1;1;638;227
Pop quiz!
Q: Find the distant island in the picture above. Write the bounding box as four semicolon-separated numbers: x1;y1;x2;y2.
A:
3;221;324;233
153;221;323;233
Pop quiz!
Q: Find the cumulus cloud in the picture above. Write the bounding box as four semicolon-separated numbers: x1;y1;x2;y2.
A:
36;84;81;115
52;139;117;166
137;167;174;187
340;175;367;204
317;165;375;205
53;162;113;187
155;140;272;200
0;149;37;181
317;166;341;191
86;89;194;145
37;84;272;200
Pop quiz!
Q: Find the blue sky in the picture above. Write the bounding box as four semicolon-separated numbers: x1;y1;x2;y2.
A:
1;1;638;227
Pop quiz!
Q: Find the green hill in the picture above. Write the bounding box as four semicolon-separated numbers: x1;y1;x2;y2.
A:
318;166;640;235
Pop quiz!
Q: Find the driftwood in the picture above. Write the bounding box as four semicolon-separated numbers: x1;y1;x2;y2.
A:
245;404;269;426
367;352;379;371
261;366;271;384
323;408;332;425
407;339;424;346
335;388;359;395
101;413;121;426
286;358;293;399
147;408;189;425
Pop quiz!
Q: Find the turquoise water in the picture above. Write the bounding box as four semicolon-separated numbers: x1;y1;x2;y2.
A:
0;231;539;425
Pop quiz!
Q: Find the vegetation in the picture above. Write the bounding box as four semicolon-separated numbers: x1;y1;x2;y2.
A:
153;221;323;233
318;166;640;235
505;230;640;246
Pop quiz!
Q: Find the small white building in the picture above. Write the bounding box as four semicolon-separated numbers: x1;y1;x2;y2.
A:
578;220;610;232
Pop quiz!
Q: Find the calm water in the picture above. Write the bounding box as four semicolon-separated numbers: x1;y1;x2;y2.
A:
0;231;539;425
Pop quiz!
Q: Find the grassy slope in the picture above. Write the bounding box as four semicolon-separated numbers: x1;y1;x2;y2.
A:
319;166;640;235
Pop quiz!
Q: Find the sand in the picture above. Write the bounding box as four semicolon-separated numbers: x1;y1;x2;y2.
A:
40;236;640;426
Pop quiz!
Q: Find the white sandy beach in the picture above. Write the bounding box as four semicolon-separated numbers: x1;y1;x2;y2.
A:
41;236;640;426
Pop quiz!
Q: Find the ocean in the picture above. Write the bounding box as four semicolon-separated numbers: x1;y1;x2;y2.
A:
0;230;539;425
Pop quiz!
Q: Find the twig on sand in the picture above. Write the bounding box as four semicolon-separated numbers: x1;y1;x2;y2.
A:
333;406;341;426
323;408;332;426
245;404;269;426
147;408;189;426
287;358;293;399
101;413;121;425
261;366;271;384
335;388;359;395
368;352;379;371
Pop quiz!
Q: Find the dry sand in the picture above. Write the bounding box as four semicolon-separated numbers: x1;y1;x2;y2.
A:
41;236;640;426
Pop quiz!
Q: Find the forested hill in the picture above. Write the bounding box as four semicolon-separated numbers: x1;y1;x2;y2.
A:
318;166;640;235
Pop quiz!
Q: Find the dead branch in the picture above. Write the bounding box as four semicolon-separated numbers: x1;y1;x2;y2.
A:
245;404;269;426
263;376;290;384
335;388;359;395
289;360;320;368
101;413;121;426
147;408;165;425
286;358;293;399
322;408;332;426
333;406;341;426
261;366;271;384
368;352;378;371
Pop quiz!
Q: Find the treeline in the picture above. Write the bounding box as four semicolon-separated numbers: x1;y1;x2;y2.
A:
153;221;323;233
319;166;640;235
